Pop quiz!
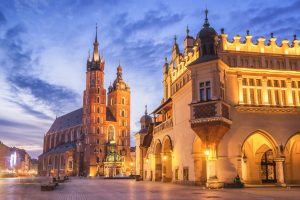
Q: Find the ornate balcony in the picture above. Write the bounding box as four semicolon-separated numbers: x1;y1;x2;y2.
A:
154;118;173;134
190;100;232;144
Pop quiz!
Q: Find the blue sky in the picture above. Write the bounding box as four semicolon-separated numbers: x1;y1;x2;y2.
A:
0;0;299;158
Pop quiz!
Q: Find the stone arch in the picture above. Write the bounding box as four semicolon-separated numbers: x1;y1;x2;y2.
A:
284;132;300;184
241;130;279;184
192;136;206;185
162;135;173;182
154;139;162;181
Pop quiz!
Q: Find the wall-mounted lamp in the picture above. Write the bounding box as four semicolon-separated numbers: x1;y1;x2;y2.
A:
163;155;167;160
204;149;210;157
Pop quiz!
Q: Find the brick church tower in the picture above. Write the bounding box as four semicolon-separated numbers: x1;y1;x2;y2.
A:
82;26;107;176
82;26;131;176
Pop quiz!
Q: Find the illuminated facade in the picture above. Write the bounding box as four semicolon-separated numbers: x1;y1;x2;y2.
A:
0;141;31;176
38;27;131;177
137;10;300;187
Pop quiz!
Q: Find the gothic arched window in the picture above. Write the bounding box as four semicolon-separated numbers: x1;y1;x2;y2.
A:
108;126;115;142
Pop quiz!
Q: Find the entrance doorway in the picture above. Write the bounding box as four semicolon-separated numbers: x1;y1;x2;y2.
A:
261;150;276;183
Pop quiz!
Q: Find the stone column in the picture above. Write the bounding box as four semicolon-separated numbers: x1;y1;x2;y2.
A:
205;145;223;188
275;157;286;187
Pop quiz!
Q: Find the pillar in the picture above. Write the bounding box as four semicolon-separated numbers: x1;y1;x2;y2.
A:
205;145;223;188
275;157;286;186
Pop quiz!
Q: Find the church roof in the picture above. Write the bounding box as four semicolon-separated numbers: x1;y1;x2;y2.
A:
40;142;76;157
47;108;82;133
106;107;116;122
141;124;154;148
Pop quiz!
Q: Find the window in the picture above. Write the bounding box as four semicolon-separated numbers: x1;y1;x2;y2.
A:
96;139;100;144
97;117;100;124
108;126;115;142
121;110;125;117
97;97;100;103
97;107;100;113
249;79;254;86
97;127;100;134
199;81;211;102
243;88;248;103
281;90;286;105
267;80;272;87
256;79;262;86
68;160;73;170
250;89;255;104
175;169;179;180
292;91;297;105
257;89;262;105
183;167;189;181
122;97;125;105
274;90;280;105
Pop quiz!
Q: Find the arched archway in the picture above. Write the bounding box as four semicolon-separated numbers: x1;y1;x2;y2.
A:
285;132;300;184
154;140;162;181
241;130;278;184
192;136;206;185
162;136;172;182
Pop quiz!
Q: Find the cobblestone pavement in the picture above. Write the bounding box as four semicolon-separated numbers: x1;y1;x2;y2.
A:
1;177;300;200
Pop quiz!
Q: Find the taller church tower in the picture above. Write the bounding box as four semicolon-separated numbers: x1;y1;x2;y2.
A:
82;26;107;176
82;26;132;177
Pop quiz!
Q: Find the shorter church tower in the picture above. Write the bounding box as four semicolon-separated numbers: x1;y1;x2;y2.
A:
107;64;131;171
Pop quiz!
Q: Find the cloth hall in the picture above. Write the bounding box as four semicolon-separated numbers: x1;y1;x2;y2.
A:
135;10;300;187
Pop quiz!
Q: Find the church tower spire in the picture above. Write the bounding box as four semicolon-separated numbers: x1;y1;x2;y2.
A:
93;24;100;61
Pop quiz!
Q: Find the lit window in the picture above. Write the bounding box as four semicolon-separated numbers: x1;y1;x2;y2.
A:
199;81;211;102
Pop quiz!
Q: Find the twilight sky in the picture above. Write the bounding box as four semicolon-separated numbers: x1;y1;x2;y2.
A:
0;0;299;158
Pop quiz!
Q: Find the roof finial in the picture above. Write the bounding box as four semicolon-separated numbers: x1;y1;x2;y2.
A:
270;32;274;38
186;26;190;36
165;57;168;63
145;105;148;115
246;30;250;36
95;23;98;43
221;28;224;34
294;34;297;40
203;8;210;28
174;35;177;43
